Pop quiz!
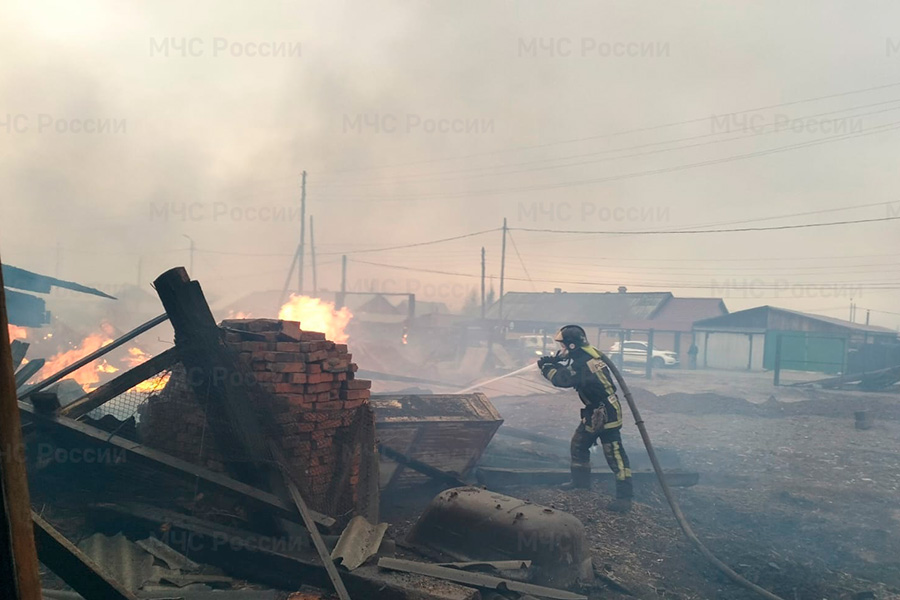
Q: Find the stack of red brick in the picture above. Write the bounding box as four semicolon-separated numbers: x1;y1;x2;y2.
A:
223;318;371;502
140;317;372;517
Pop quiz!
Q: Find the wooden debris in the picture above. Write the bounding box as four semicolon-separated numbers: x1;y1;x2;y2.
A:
10;340;28;370
153;268;277;491
0;256;42;600
32;512;136;600
18;401;334;529
271;445;351;600
90;502;480;600
378;443;467;487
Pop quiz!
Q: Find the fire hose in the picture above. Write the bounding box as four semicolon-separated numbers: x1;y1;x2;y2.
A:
598;355;786;600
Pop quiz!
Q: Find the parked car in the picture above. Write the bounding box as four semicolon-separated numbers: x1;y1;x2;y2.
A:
517;334;553;357
608;341;679;369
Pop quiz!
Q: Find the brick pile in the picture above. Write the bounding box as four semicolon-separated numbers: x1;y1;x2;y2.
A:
139;318;373;518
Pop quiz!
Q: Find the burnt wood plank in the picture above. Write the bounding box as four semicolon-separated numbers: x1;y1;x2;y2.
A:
0;257;42;600
153;268;275;491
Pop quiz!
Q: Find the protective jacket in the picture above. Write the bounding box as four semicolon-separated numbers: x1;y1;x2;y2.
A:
540;345;622;430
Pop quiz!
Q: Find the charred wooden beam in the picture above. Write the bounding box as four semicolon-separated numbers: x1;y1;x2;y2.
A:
378;443;467;487
153;268;276;492
10;340;28;371
277;459;351;600
17;401;334;529
0;256;42;600
60;347;178;420
32;512;136;600
14;360;44;390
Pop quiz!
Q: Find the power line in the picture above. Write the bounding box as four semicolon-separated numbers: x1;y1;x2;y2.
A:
319;80;900;175
506;230;536;291
349;258;900;290
514;215;900;236
317;228;500;256
306;120;900;202
313;100;900;189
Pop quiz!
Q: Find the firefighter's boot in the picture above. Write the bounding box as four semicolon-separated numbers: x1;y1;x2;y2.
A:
607;478;633;513
559;465;591;490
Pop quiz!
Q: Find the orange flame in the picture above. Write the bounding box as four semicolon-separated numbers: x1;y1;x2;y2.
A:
122;346;152;369
227;310;253;319
40;332;115;390
97;360;119;374
8;325;27;342
278;295;353;343
133;372;171;393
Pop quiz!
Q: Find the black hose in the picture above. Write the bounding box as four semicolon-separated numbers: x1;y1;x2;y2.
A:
601;356;786;600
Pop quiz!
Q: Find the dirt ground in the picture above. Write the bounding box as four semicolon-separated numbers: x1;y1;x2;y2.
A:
475;369;900;599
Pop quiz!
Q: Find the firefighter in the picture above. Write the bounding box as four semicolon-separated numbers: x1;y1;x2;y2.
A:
537;325;633;512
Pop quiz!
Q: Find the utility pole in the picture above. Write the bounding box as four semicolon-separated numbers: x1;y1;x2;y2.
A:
498;218;507;320
310;215;318;294
480;246;486;319
182;235;195;274
866;309;870;325
298;171;307;294
338;255;347;309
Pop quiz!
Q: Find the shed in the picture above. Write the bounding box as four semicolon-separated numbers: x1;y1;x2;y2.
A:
693;306;897;373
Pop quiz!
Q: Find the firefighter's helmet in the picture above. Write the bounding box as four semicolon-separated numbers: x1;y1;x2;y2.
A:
553;325;589;351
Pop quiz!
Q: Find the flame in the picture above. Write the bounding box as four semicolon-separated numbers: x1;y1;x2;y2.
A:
227;310;253;319
119;347;171;392
97;360;119;374
8;325;27;341
133;372;171;393
278;295;353;343
40;332;115;390
122;346;152;369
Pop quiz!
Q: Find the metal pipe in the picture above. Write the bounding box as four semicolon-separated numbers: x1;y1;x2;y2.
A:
18;313;169;399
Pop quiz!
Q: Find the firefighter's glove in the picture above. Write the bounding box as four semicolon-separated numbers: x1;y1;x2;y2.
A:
537;356;555;369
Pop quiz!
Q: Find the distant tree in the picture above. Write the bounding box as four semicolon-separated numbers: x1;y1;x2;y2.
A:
486;284;496;307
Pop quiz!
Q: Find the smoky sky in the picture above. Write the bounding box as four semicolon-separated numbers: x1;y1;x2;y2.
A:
1;1;899;327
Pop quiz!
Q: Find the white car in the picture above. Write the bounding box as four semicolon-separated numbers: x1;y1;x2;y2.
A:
608;341;679;369
518;334;553;356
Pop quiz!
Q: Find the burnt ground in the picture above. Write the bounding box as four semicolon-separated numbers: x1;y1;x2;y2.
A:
467;382;900;600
